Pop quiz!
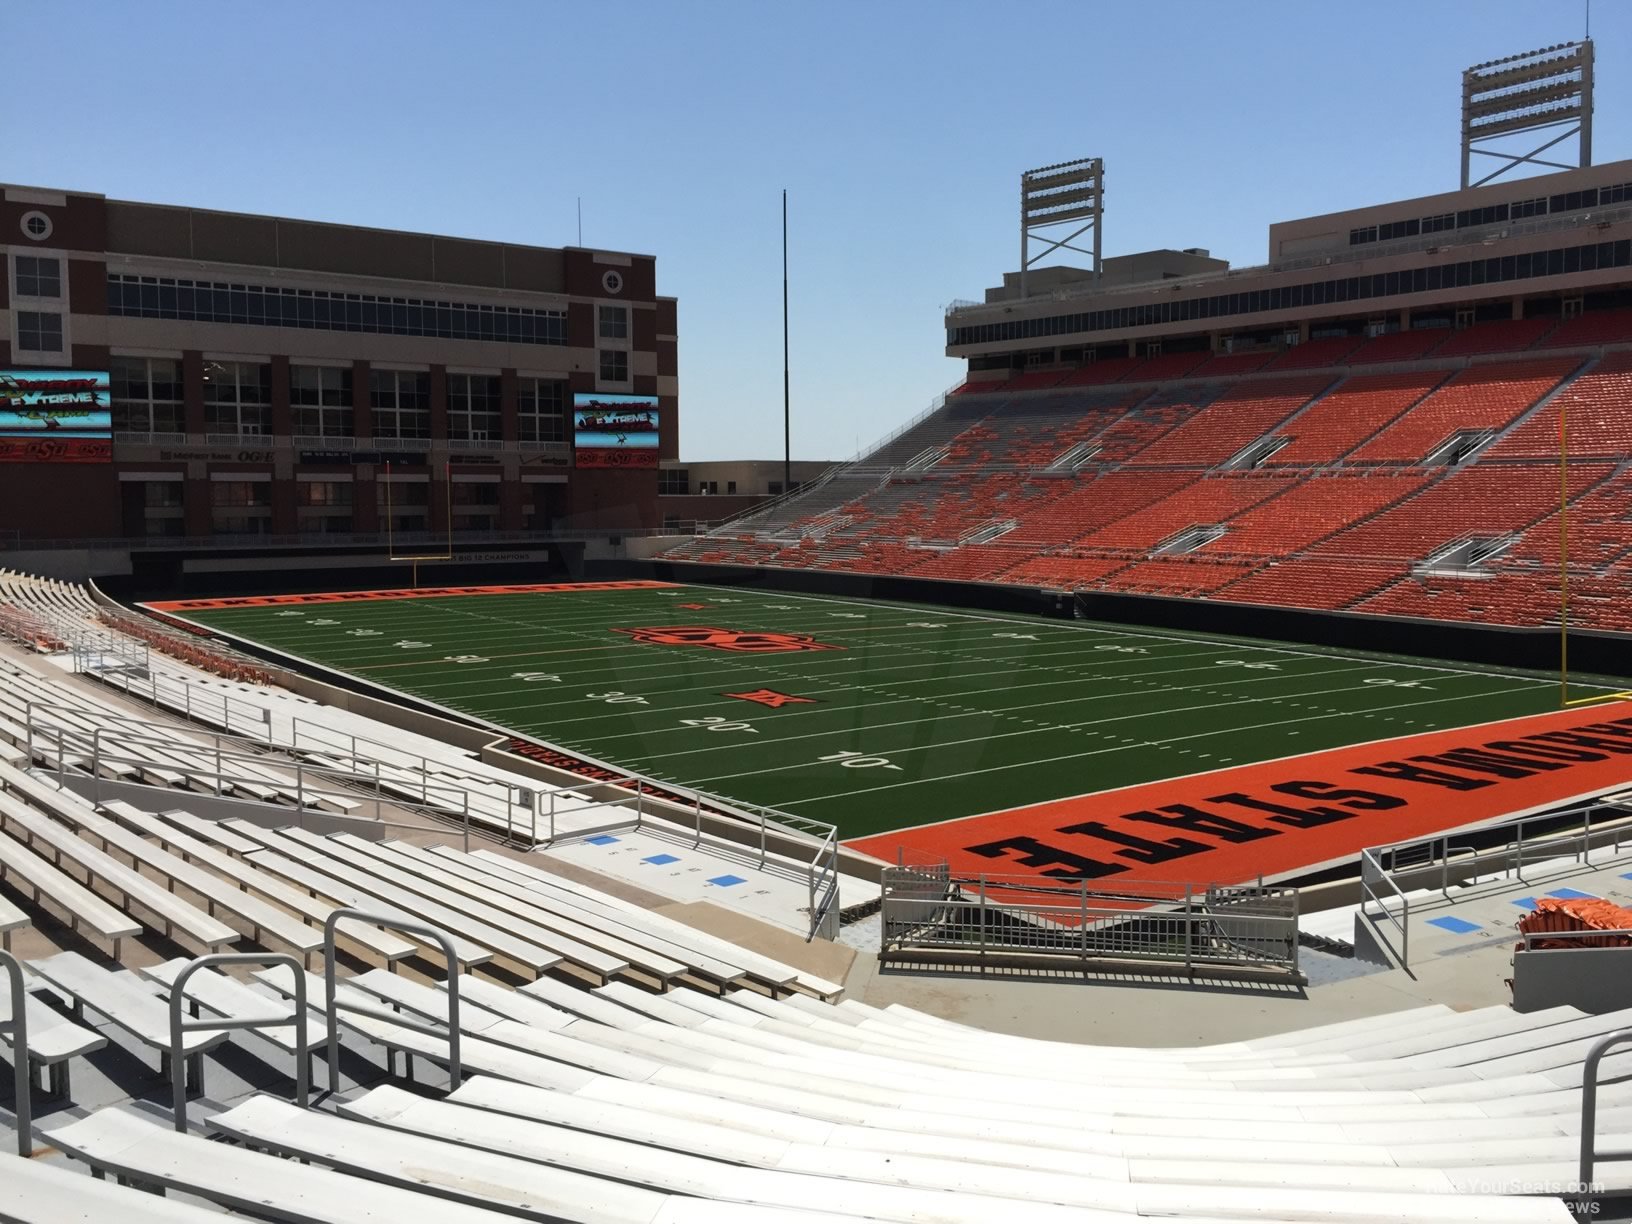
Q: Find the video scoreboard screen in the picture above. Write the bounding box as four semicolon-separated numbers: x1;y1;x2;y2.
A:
573;392;659;469
0;369;113;463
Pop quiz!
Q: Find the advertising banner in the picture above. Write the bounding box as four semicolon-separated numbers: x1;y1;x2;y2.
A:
573;392;659;469
0;369;112;463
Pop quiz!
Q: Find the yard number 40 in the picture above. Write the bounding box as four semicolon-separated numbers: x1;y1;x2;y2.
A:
819;750;902;771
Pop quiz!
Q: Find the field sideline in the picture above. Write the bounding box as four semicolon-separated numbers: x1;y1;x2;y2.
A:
146;581;1620;851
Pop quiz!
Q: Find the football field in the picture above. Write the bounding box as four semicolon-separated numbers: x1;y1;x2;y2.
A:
146;581;1621;854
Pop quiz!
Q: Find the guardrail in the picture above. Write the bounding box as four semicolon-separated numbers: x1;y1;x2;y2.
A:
880;864;1299;974
1359;798;1632;969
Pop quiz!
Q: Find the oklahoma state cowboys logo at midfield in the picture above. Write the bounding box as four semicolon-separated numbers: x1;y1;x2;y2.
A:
610;625;844;654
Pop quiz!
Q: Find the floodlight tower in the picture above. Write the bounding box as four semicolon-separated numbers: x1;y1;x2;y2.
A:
1019;158;1103;299
1461;41;1593;188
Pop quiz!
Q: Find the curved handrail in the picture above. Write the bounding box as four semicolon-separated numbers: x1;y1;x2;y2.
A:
321;908;461;1094
169;952;310;1133
1;949;30;1156
1580;1027;1632;1190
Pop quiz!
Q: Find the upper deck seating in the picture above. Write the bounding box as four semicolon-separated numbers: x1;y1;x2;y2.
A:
1186;350;1273;379
1537;307;1632;349
1267;370;1448;464
1056;356;1145;385
1432;317;1555;357
1343;328;1451;365
1347;357;1580;462
1128;375;1332;466
1119;350;1209;382
1262;336;1363;370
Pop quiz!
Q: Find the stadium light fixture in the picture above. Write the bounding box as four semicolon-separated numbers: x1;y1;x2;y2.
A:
1020;157;1103;299
1461;40;1593;188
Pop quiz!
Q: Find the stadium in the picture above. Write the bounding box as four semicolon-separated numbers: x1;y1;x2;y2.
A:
3;17;1632;1223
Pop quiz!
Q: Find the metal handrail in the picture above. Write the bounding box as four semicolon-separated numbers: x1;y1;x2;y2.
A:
321;908;461;1094
1580;1028;1632;1191
169;952;310;1133
1;949;31;1156
1520;928;1632;949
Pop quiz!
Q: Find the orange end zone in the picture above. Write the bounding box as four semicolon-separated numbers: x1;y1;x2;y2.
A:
143;580;679;612
847;705;1632;889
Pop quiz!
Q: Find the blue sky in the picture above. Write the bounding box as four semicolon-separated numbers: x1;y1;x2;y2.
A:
10;1;1627;461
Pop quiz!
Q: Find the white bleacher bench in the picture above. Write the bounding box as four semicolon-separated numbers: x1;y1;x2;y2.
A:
465;848;837;999
1;1151;241;1224
333;835;649;984
27;951;227;1094
41;1107;547;1224
0;983;106;1098
0;788;237;951
230;835;496;969
151;805;263;855
211;1093;862;1224
101;804;416;966
387;841;729;988
43;797;324;958
0;888;27;950
257;963;669;1084
0;825;142;954
253;825;575;978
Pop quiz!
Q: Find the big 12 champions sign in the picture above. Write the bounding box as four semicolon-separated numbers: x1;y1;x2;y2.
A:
0;370;113;463
572;392;659;469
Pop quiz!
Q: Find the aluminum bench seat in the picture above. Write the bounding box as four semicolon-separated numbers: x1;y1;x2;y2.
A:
0;790;237;950
257;964;667;1084
417;844;749;985
465;848;826;997
356;839;691;984
264;1089;1130;1224
210;1094;864;1224
0;826;141;950
41;1107;537;1224
339;1083;1569;1223
47;799;323;956
271;827;592;977
27;950;228;1083
103;805;416;964
1;1151;238;1224
138;958;318;1056
227;833;494;968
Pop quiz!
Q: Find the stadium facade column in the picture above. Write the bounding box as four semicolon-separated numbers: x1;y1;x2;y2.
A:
268;356;293;438
498;368;523;532
181;351;207;437
350;360;372;441
428;365;449;441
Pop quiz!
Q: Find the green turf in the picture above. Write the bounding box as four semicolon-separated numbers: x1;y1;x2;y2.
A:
160;583;1612;840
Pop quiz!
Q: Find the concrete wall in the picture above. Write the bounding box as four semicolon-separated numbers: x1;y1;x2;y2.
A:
1511;946;1632;1013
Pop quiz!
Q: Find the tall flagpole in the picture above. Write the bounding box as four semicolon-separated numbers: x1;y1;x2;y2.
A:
782;189;791;497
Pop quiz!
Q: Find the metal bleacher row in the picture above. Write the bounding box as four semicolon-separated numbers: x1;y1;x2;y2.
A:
666;316;1632;631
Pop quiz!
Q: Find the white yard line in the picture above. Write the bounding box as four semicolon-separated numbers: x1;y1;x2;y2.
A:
779;681;1552;815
